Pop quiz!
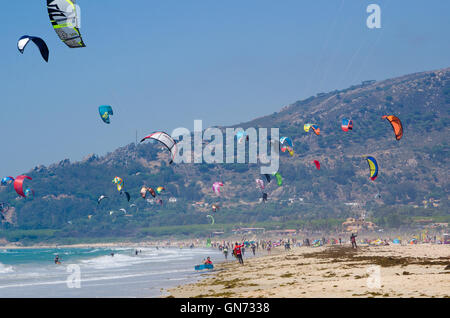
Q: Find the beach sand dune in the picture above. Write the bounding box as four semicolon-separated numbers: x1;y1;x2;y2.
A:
167;244;450;298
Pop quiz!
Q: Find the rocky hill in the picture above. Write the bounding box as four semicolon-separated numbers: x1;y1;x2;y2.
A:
0;67;448;240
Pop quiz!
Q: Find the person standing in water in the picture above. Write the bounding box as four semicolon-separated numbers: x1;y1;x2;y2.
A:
223;246;228;260
54;255;61;264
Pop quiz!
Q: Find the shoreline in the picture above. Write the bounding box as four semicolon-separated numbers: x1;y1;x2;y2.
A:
0;239;206;250
166;243;450;298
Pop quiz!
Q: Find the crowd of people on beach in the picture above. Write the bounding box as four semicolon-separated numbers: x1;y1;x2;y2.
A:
200;232;449;266
54;233;446;266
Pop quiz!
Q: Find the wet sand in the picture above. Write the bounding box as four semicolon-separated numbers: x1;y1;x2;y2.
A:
166;244;450;298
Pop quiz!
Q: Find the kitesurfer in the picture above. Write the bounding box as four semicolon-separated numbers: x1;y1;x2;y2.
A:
233;242;245;265
351;233;358;249
223;247;228;259
204;257;212;265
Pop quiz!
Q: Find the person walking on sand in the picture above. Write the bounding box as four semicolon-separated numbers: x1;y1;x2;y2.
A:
350;233;358;249
223;246;228;260
251;243;256;256
233;242;245;265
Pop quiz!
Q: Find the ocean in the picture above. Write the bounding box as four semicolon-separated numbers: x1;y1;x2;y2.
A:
0;246;227;297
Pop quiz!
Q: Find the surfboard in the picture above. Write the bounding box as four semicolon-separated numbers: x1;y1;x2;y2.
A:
195;264;214;270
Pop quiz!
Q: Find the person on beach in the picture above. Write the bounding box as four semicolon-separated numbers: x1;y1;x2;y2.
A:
204;257;213;265
251;243;256;256
223;247;228;260
54;255;61;264
233;242;245;265
284;240;291;251
350;233;358;249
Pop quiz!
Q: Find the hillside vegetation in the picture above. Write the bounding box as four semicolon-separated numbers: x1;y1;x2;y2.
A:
1;68;449;242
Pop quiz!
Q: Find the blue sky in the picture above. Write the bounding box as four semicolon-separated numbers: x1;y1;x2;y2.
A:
0;0;449;177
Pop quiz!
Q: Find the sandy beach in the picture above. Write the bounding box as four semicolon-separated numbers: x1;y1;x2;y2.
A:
166;244;450;298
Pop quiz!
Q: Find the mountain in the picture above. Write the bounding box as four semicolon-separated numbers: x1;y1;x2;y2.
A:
1;67;449;242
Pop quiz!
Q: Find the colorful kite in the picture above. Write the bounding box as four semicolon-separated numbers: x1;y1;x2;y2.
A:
112;177;124;192
99;105;113;124
273;172;282;186
140;132;177;164
313;160;321;170
212;182;224;195
341;118;353;132
47;0;86;48
304;124;320;135
364;156;379;181
382;115;403;140
280;137;294;156
255;179;265;190
17;36;49;62
1;177;14;186
13;175;32;198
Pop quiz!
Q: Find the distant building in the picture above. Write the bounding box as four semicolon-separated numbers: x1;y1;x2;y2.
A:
265;229;297;236
342;218;377;232
428;223;448;229
414;218;433;224
232;228;265;235
287;197;304;204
